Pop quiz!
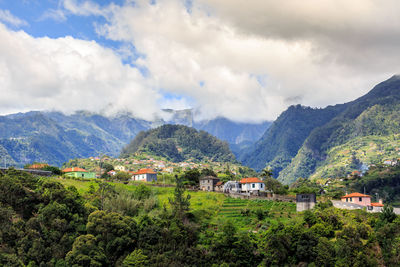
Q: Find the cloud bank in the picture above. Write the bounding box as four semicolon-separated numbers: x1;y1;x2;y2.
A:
1;1;400;122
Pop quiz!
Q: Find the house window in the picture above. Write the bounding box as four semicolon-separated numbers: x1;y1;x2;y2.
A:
350;197;352;202
252;183;255;188
359;197;362;202
261;184;263;188
346;198;348;202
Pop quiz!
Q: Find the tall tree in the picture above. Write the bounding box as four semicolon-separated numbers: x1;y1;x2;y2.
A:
169;175;191;220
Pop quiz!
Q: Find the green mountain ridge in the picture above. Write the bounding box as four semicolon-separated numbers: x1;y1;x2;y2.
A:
240;104;347;173
278;75;400;183
120;124;236;163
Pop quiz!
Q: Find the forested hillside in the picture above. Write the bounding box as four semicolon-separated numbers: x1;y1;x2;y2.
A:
279;75;400;183
241;104;347;173
1;170;400;266
120;124;236;163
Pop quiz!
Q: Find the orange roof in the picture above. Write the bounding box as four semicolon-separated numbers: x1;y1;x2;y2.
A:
62;167;88;173
28;163;49;169
341;192;371;198
240;177;263;184
216;181;224;186
132;168;156;175
370;202;384;207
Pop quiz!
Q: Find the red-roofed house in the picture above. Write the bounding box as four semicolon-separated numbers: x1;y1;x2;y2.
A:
62;167;96;178
341;192;385;212
240;177;265;194
131;168;157;182
341;193;371;206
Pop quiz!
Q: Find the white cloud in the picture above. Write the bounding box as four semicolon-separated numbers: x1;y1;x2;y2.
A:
3;0;400;122
0;23;159;120
39;8;68;22
0;9;28;27
61;0;400;122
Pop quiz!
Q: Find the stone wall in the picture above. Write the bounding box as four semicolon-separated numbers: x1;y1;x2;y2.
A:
227;193;295;202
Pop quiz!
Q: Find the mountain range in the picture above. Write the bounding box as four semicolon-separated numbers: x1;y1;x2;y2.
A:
1;75;400;185
0;109;269;167
245;75;400;184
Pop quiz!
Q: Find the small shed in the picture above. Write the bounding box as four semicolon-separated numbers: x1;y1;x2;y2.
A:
296;193;316;212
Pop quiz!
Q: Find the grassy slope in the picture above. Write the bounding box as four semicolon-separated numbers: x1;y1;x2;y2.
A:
310;134;400;181
56;178;297;230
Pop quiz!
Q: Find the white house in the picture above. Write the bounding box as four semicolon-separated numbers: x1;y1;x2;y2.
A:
131;168;157;182
240;177;265;194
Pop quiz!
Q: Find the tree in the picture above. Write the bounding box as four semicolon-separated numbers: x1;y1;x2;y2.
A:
101;163;114;173
380;205;397;224
122;249;148;266
133;185;152;200
96;181;116;210
86;211;137;265
261;166;273;179
182;169;201;186
65;234;107;267
169;175;191;220
113;171;132;181
201;168;216;177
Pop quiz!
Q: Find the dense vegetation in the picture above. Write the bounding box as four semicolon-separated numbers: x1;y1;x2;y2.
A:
343;164;400;206
241;104;347;173
120;125;236;163
1;169;400;266
278;75;400;183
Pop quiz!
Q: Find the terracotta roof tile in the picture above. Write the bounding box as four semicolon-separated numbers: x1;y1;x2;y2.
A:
240;177;263;184
28;163;49;169
62;167;88;173
341;192;371;198
132;168;156;175
370;202;384;207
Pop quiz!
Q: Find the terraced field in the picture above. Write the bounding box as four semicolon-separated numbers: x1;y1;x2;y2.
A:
216;197;298;230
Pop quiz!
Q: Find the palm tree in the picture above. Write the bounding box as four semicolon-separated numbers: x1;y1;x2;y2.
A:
260;166;273;179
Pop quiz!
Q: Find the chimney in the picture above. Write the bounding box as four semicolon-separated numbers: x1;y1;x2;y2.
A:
379;199;383;205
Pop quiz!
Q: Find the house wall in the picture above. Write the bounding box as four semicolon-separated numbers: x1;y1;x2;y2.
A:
65;171;95;178
241;183;265;192
342;196;371;206
200;179;217;191
133;173;157;182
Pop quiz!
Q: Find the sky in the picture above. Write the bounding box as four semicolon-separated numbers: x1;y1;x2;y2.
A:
0;0;399;122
